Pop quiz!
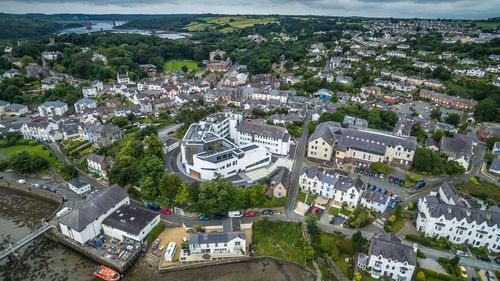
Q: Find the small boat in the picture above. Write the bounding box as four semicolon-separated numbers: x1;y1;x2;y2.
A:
93;265;121;281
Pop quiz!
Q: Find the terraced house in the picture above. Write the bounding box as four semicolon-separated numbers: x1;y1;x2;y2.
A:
417;182;500;252
307;122;417;170
419;89;477;109
79;121;123;148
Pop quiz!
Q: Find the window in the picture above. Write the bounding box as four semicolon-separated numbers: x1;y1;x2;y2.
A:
235;241;241;246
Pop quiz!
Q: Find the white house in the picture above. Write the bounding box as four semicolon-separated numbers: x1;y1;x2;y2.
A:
68;177;91;195
74;98;97;114
360;190;391;213
102;204;160;243
187;218;246;259
466;68;486;78
59;184;129;244
87;152;109;177
117;73;130;84
367;233;417;281
416;182;500;252
236;121;291;156
38;100;68;117
82;86;98;98
20;120;63;142
5;103;28;116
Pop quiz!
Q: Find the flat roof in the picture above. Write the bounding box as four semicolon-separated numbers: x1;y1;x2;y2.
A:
102;204;159;237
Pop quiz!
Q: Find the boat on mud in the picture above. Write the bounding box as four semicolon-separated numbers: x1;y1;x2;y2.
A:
93;265;121;281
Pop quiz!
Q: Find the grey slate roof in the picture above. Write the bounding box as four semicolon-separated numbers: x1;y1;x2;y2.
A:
371;233;416;265
439;182;466;207
334;177;363;192
87;152;104;164
425;137;439;148
440;136;473;156
59;184;128;231
68;177;90;188
102;204;158;236
40;100;67;107
236;121;288;140
5;103;27;111
490;158;500;172
308;121;342;145
190;218;245;245
336;127;417;154
362;190;390;205
270;166;291;191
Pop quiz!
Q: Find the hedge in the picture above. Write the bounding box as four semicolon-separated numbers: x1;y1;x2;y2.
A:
404;234;450;249
417;267;454;281
147;223;165;244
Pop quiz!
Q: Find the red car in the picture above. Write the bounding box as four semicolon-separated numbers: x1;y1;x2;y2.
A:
311;207;319;214
364;170;370;175
245;211;256;217
161;209;171;215
388;192;393;197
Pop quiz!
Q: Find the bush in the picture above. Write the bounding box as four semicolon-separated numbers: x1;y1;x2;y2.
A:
0;159;8;170
9;151;49;173
418;268;453;281
29;140;38;146
147;223;165;244
469;177;479;184
15;139;30;145
408;202;414;210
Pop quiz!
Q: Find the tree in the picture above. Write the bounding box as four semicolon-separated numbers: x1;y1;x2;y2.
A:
175;182;190;204
135;125;158;141
445;160;465;175
187;181;200;203
9;151;48;173
410;123;427;144
339;238;354;256
444;113;461;127
20;55;34;66
304;245;315;260
371;162;393;174
432;129;446;142
352;231;367;252
198;175;245;215
160;172;182;199
144;134;164;158
181;65;188;73
429;108;442;120
485;153;498;165
486;136;500;149
449;256;460;266
111;116;128;127
116;139;144;165
305;213;319;236
395;205;402;219
474;98;498;122
356;272;362;281
244;184;265;208
140;176;158;199
416;271;426;281
1;131;23;146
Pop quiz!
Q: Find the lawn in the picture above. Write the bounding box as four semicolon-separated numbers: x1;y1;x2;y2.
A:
252;219;306;265
257;196;287;208
474;21;500;28
163;60;200;72
328;207;340;216
185;16;277;32
456;179;500;203
298;191;317;203
317;232;338;254
386;218;405;233
3;144;58;166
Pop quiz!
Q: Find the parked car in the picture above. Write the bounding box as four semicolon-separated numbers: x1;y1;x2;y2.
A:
311;207;319;214
198;215;210;220
495;257;500;265
354;167;360;173
390;201;398;209
370;185;376;191
459;266;467;278
41;185;47;190
17;179;26;184
161;209;171;215
373;172;378;178
376;187;382;192
360;168;365;174
262;210;274;215
228;211;243;218
31;183;40;188
151;238;160;249
48;188;56;193
388;192;393;197
380;173;385;179
19;114;25;117
455;250;468;257
148;204;160;211
399;180;405;187
414;180;426;189
245;211;256;217
389;176;394;183
61;194;68;202
394;178;399;184
476;254;490;262
472;277;480;281
213;214;225;219
391;194;399;201
364;170;369;175
142;202;149;208
369;171;374;177
382;189;388;194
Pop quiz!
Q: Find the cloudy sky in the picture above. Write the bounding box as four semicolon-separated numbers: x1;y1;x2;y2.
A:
1;0;498;19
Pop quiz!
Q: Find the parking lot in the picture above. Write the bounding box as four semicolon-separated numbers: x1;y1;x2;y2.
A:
394;100;464;120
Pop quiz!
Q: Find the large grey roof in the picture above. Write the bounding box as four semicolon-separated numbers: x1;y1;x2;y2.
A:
371;233;416;265
271;166;291;190
336;127;417;154
68;177;90;188
236;121;288;140
59;184;128;231
440;136;473;156
490;158;500;172
190;218;245;245
40;100;67;107
334;177;363;193
308;121;342;145
102;204;158;236
87;152;104;164
439;182;466;207
362;190;390;205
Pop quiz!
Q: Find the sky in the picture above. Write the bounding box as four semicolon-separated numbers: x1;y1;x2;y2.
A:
1;0;499;19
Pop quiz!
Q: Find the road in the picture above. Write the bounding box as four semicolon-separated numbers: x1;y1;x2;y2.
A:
285;111;311;215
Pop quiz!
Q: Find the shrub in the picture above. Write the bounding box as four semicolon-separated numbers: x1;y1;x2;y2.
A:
15;139;30;145
147;223;165;244
0;159;8;170
469;177;479;184
416;271;426;281
29;140;38;146
408;202;414;210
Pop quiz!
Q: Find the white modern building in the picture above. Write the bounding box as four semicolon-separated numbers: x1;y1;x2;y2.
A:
367;233;417;281
299;166;363;207
82;86;98;98
38;100;68;117
181;121;271;180
236;121;291;156
416;182;500;252
68;177;91;195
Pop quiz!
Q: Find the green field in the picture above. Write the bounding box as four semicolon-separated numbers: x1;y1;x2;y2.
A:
163;60;200;72
252;219;306;265
3;144;58;166
184;16;277;32
474;21;500;28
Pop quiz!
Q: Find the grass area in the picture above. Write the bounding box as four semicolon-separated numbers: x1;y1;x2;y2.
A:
298;191;317;203
340;208;352;216
184;16;277;32
455;178;500;203
385;218;405;233
328;207;340;216
344;208;371;228
163;60;200;72
252;219;306;265
257;196;287;208
474;21;500;28
335;255;350;277
317;232;338;254
3;144;58;166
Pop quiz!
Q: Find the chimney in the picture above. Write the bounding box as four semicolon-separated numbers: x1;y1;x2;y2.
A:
486;212;491;221
413;243;418;253
466;208;471;216
448;206;452;214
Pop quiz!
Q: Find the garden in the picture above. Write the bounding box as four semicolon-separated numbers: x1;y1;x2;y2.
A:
344;207;373;228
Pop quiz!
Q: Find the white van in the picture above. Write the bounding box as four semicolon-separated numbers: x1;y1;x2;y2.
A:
56;207;72;218
164;242;177;262
228;211;243;218
17;179;26;184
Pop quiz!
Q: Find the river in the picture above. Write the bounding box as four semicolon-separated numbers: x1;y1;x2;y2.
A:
0;187;315;281
58;21;190;40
